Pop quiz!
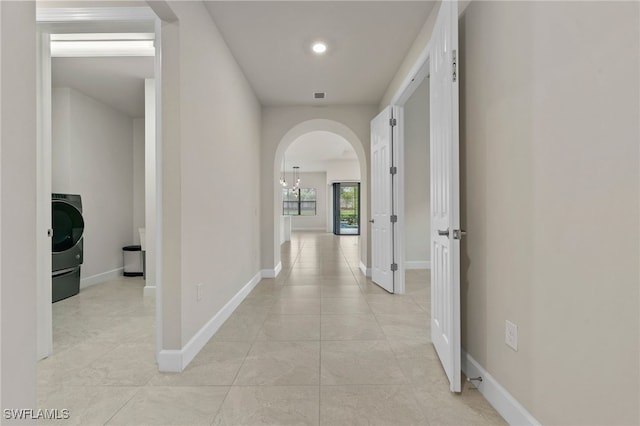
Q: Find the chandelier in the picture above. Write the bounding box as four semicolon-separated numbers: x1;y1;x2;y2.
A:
279;153;301;192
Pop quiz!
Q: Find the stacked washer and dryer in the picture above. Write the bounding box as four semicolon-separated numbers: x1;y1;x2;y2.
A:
51;193;85;303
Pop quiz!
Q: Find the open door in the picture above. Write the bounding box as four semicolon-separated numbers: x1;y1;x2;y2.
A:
430;0;461;392
370;106;396;293
333;182;360;235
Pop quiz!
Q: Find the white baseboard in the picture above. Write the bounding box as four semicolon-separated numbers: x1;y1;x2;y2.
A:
143;285;155;297
157;270;262;372
359;261;371;277
291;227;326;231
156;349;182;372
80;267;123;289
462;351;540;426
261;262;282;279
405;261;431;270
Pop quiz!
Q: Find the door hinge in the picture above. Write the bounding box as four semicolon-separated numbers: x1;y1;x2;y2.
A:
390;215;398;223
390;118;397;127
390;263;398;271
452;49;457;82
390;166;397;175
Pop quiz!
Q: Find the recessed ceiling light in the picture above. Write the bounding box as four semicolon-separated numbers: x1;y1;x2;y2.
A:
311;42;327;55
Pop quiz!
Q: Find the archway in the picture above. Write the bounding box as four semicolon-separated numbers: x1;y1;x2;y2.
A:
273;119;369;274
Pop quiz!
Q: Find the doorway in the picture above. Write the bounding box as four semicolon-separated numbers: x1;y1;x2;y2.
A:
379;0;461;392
333;182;361;235
36;5;162;362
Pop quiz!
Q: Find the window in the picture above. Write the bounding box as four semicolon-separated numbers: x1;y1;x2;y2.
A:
283;188;316;216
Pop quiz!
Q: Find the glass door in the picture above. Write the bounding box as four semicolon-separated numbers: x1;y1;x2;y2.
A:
333;182;360;235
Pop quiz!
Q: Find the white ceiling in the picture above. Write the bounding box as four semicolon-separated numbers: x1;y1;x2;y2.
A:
204;1;436;106
52;56;154;118
48;1;435;117
283;131;357;172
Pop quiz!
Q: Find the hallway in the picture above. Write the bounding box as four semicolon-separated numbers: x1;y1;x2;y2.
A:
38;232;504;425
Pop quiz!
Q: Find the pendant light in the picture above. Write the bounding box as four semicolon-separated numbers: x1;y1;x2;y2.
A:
292;166;301;193
279;153;287;187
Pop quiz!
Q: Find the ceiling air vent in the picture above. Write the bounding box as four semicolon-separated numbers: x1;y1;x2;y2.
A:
314;92;326;99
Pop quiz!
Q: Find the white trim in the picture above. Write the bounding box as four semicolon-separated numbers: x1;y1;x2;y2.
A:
50;39;155;57
261;262;282;279
290;227;326;231
143;285;156;297
80;267;123;289
359;261;371;277
157;270;262;372
393;105;405;295
152;16;164;366
36;32;53;361
462;351;541;426
405;261;431;270
36;7;157;23
391;39;431;106
156;349;182;373
389;39;431;299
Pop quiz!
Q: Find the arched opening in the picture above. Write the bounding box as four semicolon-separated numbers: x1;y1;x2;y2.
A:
273;119;369;274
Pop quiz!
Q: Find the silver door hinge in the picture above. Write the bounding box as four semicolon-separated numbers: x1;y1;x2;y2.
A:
390;166;397;175
390;263;398;271
390;118;397;127
452;50;457;82
390;215;398;223
453;229;467;240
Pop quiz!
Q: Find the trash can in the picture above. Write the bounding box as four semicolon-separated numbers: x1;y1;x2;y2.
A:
123;245;144;277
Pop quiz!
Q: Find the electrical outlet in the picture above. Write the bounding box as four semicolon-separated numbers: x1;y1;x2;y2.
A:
196;283;203;302
505;320;518;351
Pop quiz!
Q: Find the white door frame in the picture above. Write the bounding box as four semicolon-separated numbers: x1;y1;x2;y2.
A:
388;40;432;296
35;6;164;360
36;31;52;360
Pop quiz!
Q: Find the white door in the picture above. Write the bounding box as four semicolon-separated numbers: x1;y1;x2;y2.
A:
430;0;461;392
370;106;395;293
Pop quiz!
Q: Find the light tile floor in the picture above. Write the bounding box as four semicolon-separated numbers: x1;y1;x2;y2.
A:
38;232;506;425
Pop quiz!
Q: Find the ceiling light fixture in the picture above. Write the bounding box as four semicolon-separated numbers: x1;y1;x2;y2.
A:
279;154;301;191
50;33;155;57
280;153;288;187
311;42;327;55
291;166;301;192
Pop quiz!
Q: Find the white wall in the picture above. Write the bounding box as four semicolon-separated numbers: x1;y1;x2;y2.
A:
383;1;640;424
0;0;38;415
458;2;639;424
403;78;429;266
158;1;262;350
325;159;360;184
52;87;134;282
51;88;71;189
132;117;144;244
288;172;326;231
380;2;440;108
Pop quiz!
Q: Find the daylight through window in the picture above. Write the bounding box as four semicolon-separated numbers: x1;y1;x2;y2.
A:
283;188;316;216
